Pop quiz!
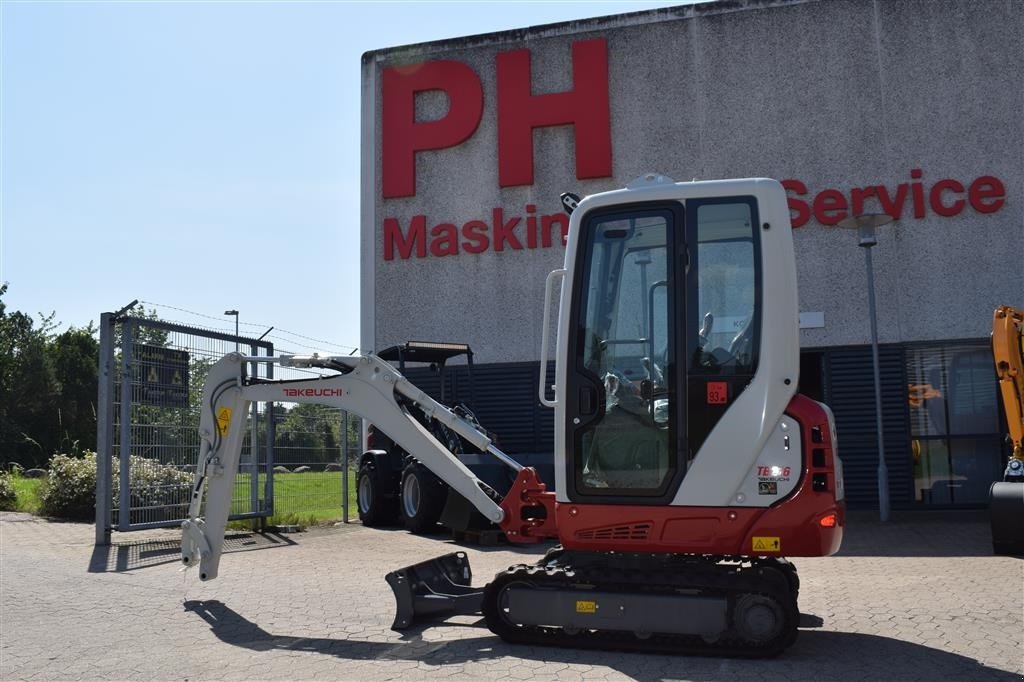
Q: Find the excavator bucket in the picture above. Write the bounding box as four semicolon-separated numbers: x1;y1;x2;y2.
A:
386;552;484;630
989;481;1024;556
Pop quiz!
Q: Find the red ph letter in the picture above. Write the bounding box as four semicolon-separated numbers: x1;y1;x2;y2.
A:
496;38;612;187
382;61;484;198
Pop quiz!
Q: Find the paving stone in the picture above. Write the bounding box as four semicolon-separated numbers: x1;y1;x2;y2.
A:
1;511;1021;680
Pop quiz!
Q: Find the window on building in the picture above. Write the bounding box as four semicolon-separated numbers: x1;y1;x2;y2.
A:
906;342;1003;505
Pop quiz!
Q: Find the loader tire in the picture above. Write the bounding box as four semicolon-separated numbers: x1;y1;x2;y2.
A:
400;462;446;534
357;462;398;527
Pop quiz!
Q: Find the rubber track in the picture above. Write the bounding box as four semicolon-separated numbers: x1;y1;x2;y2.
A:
481;558;799;658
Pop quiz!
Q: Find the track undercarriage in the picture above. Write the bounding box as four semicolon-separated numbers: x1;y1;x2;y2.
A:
388;548;802;658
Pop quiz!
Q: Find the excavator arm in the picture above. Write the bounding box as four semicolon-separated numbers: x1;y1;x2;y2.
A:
992;305;1024;469
180;351;534;581
989;305;1024;556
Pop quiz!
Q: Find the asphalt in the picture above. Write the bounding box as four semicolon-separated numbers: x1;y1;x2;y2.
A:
1;510;1021;681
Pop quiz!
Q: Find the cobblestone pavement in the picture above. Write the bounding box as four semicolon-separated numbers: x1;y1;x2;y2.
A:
1;511;1021;681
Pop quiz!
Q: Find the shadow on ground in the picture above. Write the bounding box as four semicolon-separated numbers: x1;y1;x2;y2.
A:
183;599;1018;680
88;531;296;573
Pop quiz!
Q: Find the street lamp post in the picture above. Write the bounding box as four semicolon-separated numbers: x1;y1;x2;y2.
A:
838;213;895;522
224;310;239;351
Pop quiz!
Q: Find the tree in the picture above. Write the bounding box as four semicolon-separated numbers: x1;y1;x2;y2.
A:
47;327;100;453
274;403;341;466
0;284;60;467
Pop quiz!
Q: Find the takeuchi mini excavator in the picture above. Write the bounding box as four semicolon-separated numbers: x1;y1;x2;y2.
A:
181;176;845;657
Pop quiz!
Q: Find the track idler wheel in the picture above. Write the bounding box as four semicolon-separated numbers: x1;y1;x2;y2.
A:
731;594;786;645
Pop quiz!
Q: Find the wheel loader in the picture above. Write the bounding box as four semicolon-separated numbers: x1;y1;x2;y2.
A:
181;175;846;657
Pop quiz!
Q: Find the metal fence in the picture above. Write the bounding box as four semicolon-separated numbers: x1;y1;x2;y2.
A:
95;311;359;544
266;362;362;524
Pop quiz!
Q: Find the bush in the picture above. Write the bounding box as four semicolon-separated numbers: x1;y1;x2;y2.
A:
40;453;98;520
40;452;193;522
0;473;16;511
122;455;193;520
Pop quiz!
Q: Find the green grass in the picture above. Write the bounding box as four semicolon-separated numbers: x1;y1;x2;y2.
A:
231;471;359;527
10;475;43;515
7;470;358;529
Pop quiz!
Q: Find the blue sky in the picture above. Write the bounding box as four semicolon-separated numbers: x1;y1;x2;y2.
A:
1;0;683;355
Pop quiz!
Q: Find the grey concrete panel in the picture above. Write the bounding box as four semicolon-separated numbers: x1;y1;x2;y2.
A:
364;0;1022;363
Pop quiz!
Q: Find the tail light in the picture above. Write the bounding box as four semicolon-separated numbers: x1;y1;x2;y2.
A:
819;513;837;528
366;425;377;450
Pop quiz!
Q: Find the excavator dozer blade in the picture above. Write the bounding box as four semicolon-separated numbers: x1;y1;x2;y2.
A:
990;481;1024;556
386;551;484;630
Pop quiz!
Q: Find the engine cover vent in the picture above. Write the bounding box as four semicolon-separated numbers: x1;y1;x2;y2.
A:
576;523;652;541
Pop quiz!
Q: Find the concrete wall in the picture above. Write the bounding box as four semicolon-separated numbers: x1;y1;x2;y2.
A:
362;0;1023;363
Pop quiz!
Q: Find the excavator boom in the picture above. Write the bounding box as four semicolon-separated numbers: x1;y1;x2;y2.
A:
180;352;529;581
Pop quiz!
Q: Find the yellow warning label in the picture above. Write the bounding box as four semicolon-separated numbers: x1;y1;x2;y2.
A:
172;370;183;385
216;407;233;436
752;536;781;552
575;600;597;614
147;366;159;383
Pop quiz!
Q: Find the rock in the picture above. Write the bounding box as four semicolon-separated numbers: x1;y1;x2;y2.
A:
292;465;312;474
324;463;343;472
24;468;47;479
273;465;291;474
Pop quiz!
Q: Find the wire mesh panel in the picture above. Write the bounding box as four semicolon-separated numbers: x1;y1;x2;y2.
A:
97;313;360;541
270;361;361;524
100;316;274;533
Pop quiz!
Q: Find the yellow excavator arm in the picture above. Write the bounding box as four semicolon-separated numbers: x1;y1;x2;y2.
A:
992;305;1024;468
989;305;1024;556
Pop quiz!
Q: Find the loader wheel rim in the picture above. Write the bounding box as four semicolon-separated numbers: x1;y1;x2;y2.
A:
403;474;421;518
358;474;373;514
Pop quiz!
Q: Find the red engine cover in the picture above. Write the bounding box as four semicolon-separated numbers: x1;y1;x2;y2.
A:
552;393;845;557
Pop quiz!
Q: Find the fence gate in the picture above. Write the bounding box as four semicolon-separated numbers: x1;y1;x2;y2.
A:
95;313;276;544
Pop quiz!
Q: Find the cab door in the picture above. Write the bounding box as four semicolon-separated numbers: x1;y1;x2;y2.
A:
564;196;764;506
565;203;684;503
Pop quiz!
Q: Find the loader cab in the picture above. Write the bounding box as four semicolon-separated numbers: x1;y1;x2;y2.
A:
565;194;762;503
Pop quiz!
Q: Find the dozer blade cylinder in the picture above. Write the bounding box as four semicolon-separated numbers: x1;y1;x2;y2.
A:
990;481;1024;556
385;552;484;630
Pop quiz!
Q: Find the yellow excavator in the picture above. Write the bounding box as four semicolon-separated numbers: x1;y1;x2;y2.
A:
989;305;1024;556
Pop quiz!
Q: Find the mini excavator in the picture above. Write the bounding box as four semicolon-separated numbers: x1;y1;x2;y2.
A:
181;176;845;657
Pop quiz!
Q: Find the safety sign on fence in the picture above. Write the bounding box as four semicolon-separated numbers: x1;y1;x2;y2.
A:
133;344;189;407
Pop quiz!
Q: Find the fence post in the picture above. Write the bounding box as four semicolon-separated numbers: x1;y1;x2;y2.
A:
117;319;134;531
94;313;115;545
249;344;260;530
342;411;349;523
265;350;275;519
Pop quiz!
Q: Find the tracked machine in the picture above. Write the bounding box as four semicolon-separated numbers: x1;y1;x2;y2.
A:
181;176;845;657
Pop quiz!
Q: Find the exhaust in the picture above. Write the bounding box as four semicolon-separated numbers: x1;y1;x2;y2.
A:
386;552;484;630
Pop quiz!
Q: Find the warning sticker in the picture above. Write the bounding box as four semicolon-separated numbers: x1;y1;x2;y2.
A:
575;600;597;614
758;481;778;495
216;407;233;436
752;536;781;552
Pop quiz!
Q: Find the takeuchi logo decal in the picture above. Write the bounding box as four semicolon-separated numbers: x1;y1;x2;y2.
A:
282;388;344;398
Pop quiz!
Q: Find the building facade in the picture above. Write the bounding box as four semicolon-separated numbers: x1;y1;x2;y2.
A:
360;0;1023;508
